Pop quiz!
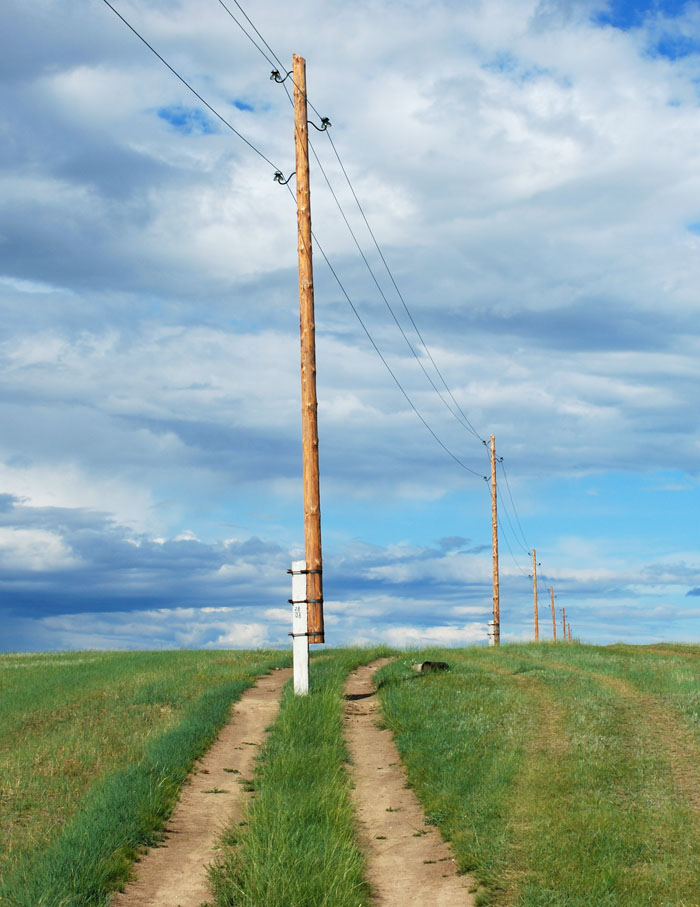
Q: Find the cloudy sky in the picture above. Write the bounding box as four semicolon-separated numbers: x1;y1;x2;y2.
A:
2;0;700;652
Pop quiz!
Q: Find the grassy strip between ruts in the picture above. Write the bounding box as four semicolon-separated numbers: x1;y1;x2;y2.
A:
376;644;700;907
208;647;393;907
0;650;289;907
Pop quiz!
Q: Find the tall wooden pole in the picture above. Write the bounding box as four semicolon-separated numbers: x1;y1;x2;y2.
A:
490;435;500;646
550;586;556;642
561;607;566;641
532;549;539;642
293;53;324;644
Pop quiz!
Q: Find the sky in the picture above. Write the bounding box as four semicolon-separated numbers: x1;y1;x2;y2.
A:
2;0;700;652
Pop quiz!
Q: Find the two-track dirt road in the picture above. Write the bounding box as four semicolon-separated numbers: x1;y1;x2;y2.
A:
110;659;474;906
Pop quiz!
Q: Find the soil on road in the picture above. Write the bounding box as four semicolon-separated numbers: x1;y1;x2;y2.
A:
344;660;476;906
110;667;292;907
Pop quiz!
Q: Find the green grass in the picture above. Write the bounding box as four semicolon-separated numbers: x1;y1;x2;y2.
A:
376;644;700;906
7;644;700;907
0;649;289;906
209;647;392;907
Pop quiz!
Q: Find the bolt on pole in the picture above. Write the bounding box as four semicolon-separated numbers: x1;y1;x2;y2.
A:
293;53;324;645
490;435;500;646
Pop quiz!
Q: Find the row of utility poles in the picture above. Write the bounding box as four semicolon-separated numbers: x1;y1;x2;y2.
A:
530;551;572;642
489;437;573;646
289;56;571;694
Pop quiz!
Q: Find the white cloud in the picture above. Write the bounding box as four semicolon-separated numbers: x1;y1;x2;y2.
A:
0;528;77;571
383;622;489;648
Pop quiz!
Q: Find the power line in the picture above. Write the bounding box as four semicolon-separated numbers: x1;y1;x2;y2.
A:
277;82;487;453
215;0;282;71
314;233;488;480
308;128;486;445
212;0;487;447
275;80;488;479
282;190;487;480
498;516;530;578
496;466;529;557
324;129;485;443
214;0;326;122
100;0;283;172
498;458;531;552
101;0;487;482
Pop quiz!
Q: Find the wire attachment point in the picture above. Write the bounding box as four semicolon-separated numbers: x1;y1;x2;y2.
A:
273;170;295;185
270;69;292;83
308;117;332;132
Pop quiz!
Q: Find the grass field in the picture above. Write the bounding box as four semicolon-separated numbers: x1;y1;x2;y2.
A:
0;649;289;906
377;643;700;906
5;644;700;906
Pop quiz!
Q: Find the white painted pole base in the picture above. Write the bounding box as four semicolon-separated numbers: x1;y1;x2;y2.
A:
291;559;309;695
487;619;496;646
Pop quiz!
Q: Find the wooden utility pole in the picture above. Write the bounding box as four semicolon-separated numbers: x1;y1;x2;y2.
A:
490;435;500;646
294;53;324;644
561;607;566;641
550;586;556;642
568;622;572;642
532;549;539;642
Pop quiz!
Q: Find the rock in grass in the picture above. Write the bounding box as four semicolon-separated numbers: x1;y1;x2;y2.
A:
411;661;450;673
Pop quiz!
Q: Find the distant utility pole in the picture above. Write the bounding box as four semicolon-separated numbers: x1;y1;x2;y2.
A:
294;53;324;647
532;549;539;642
568;622;572;642
561;607;566;641
550;586;556;642
490;435;500;646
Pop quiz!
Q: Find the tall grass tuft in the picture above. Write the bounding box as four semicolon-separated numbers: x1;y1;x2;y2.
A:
209;648;392;907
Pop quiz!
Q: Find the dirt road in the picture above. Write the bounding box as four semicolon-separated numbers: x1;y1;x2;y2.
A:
344;661;476;906
110;667;291;907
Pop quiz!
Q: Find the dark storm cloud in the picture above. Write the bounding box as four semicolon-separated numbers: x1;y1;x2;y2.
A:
0;496;289;619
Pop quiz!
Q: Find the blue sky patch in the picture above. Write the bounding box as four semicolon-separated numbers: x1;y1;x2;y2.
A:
232;98;255;112
593;0;691;30
651;31;700;58
687;221;700;234
157;105;217;135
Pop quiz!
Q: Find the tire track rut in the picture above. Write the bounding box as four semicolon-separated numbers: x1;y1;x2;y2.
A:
344;660;476;907
110;667;291;907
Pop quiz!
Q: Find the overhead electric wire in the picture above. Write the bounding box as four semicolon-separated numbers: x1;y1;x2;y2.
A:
275;77;485;447
215;0;282;71
101;0;486;483
212;0;487;448
282;190;487;480
496;466;529;557
314;240;488;480
214;0;326;121
103;2;552;641
100;0;283;172
324;129;485;443
498;458;531;553
307;122;485;445
498;486;529;558
498;516;531;578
